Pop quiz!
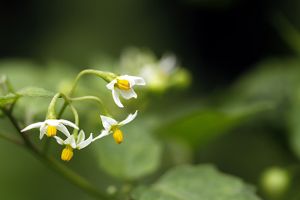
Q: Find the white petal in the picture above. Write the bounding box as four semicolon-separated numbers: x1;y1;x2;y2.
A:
106;79;117;90
100;115;118;130
76;130;85;144
54;136;64;145
118;75;135;87
58;119;79;129
45;119;60;126
65;135;76;148
39;124;47;140
77;134;93;150
131;76;146;85
119;111;138;126
56;124;71;137
112;88;123;107
21;122;44;132
93;130;110;141
120;75;146;86
119;88;137;99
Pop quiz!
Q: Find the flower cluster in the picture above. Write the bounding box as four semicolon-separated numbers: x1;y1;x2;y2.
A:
21;72;145;161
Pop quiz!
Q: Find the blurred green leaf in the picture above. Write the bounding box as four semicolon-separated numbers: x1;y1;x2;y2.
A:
0;87;54;108
273;14;300;55
158;102;272;147
133;165;261;200
17;87;55;97
94;119;162;180
226;58;300;105
224;58;300;160
0;93;18;107
288;89;300;159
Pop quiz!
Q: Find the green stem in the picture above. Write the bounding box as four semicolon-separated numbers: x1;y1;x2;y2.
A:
2;108;113;200
47;93;61;119
70;96;110;116
43;93;70;154
58;102;68;118
1;108;39;152
58;69;114;119
0;131;24;145
58;94;80;132
69;69;116;96
42;155;110;199
69;103;79;135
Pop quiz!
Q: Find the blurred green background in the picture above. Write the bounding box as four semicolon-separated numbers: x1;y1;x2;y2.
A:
2;0;300;200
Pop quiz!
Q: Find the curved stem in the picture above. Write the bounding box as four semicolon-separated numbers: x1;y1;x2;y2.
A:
47;93;61;119
52;93;79;135
69;103;79;135
70;96;110;116
58;93;80;129
58;102;68;118
69;69;116;96
58;69;114;118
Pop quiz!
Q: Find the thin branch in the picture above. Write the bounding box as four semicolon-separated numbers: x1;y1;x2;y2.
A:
0;131;24;145
2;107;113;200
70;96;110;116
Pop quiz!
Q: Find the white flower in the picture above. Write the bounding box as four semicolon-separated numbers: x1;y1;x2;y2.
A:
54;130;94;150
106;75;145;108
159;54;177;74
54;130;94;161
94;111;138;144
139;54;176;91
21;119;78;139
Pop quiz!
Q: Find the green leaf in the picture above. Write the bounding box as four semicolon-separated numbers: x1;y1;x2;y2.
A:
158;102;272;148
226;58;300;105
17;87;55;97
0;93;18;107
133;165;261;200
0;87;54;107
94;119;162;180
273;14;300;55
288;89;300;159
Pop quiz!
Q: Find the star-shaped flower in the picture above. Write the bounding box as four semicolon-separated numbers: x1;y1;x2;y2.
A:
54;130;94;161
21;119;78;139
106;75;145;107
95;111;138;144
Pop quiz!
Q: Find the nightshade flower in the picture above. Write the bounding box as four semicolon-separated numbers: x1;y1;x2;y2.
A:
106;75;145;107
21;119;78;139
54;130;94;161
95;111;138;144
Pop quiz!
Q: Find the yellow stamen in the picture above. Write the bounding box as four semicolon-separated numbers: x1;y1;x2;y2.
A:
47;125;57;137
61;146;74;161
113;129;123;144
116;79;131;90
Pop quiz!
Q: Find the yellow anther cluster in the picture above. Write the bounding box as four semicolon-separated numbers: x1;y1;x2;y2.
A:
113;129;123;144
61;146;74;161
116;79;131;90
47;125;57;137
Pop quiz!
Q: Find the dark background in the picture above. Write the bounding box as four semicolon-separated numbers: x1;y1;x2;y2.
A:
0;0;295;89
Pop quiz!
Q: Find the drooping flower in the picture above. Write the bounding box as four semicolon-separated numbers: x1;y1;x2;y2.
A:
54;130;94;161
95;111;138;144
21;119;78;139
106;75;145;108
